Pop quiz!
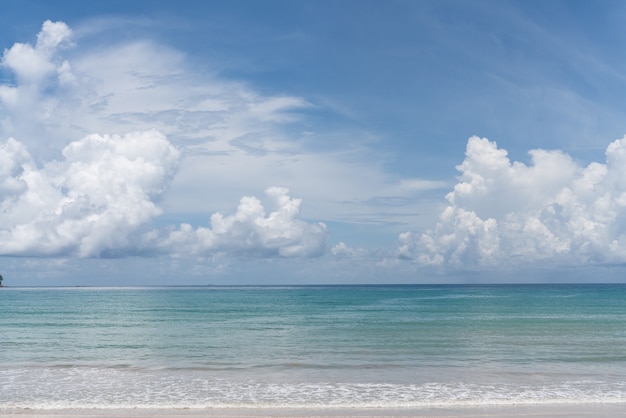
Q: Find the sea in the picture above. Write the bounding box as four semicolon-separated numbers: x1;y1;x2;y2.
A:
2;284;626;410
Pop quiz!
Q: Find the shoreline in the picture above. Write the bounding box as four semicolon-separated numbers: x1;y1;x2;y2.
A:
3;404;626;418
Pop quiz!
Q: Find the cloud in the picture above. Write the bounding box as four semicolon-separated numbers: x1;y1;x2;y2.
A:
1;20;73;84
401;135;626;267
0;20;443;233
331;242;367;258
0;20;448;268
0;20;78;159
0;131;326;259
0;130;180;257
1;20;312;160
0;21;332;261
154;187;327;258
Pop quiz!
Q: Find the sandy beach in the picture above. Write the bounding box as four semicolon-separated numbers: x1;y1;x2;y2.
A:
3;404;626;418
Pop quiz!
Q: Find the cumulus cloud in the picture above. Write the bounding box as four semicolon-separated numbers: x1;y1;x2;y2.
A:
0;130;180;257
0;131;326;259
331;242;367;258
0;19;442;235
1;20;73;84
0;20;78;158
154;187;327;258
401;135;626;267
0;20;331;261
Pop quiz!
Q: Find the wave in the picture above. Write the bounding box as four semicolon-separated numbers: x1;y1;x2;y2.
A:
2;367;626;409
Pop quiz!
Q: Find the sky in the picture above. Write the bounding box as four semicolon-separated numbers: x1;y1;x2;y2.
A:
2;0;626;285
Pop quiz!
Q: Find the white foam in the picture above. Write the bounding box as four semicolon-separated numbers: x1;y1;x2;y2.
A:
2;367;626;409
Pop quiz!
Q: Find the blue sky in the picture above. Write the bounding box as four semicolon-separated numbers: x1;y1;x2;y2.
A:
2;0;626;285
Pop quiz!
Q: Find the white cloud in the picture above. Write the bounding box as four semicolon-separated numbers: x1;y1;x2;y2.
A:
0;130;180;257
37;20;441;230
0;20;335;262
0;21;77;158
2;20;72;84
401;135;626;267
0;20;444;266
0;130;327;259
64;39;311;150
331;241;367;258
154;187;327;258
0;21;324;173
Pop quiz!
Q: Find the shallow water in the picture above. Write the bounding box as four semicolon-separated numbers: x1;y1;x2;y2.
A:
2;284;626;408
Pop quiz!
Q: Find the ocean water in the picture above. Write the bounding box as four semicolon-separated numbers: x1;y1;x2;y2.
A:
2;284;626;409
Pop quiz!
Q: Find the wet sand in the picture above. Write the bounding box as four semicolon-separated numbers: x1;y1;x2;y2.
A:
3;404;626;418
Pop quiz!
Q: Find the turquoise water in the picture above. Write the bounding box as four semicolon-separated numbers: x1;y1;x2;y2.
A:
2;284;626;408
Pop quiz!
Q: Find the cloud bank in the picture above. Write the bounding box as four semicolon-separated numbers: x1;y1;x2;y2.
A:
0;19;434;237
0;131;327;259
0;21;329;260
400;136;626;268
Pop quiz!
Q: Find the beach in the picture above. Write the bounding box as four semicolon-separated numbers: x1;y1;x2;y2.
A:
4;404;626;417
